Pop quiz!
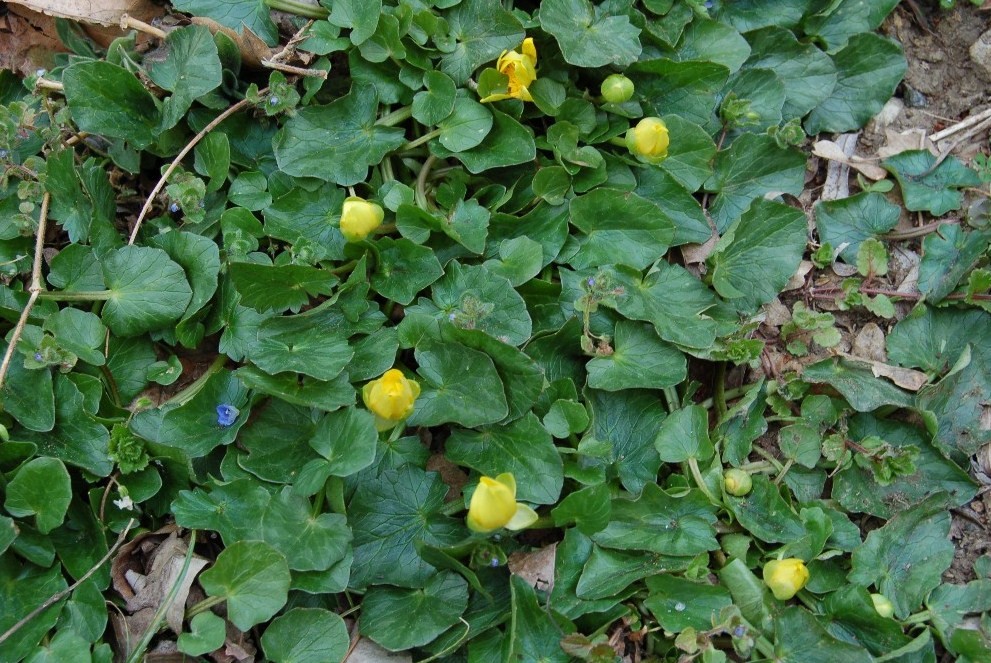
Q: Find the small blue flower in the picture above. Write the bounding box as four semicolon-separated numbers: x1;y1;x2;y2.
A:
33;352;43;362
733;625;746;638
0;149;8;159
448;312;457;321
489;557;500;568
587;277;595;287
269;96;280;106
168;202;180;214
216;404;239;427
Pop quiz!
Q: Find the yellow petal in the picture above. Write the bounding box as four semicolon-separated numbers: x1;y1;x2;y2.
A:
762;558;809;601
521;37;537;65
362;369;419;422
504;503;538;531
340;196;384;242
493;472;516;497
466;476;518;532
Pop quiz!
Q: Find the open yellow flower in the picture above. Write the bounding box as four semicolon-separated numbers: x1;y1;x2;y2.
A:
466;473;538;533
340;196;384;243
626;116;670;164
763;558;809;600
480;38;537;103
362;369;420;429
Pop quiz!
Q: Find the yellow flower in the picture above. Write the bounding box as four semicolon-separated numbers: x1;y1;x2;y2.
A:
466;473;538;533
339;196;384;243
480;38;537;103
362;369;420;429
723;468;753;497
626;116;669;164
763;558;809;601
871;593;894;618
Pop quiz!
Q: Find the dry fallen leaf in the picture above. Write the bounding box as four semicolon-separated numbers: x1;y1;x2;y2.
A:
346;638;413;663
508;543;557;593
8;0;159;27
190;17;274;68
837;353;929;391
812;139;888;180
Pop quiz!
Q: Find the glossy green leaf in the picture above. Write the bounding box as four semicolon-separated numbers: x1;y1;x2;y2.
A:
407;339;508;427
654;405;713;463
814;192;900;264
539;0;641;67
171;0;278;45
101;246;193;337
62;61;159;148
4;457;72;534
146;25;222;130
361;572;469;651
568;188;675;270
644;574;732;633
592;484;719;555
229;262;338;313
177;612;226;657
199;540;291;630
261;608;349;663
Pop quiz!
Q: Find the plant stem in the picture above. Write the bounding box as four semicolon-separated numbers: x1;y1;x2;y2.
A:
185;595;224;621
376;106;413;127
714;361;728;420
36;290;114;302
330;259;359;276
753;446;785;472
901;610;931;626
264;0;328;18
327;476;346;515
167;354;227;407
607;136;627;148
774;458;795;486
663;386;680;413
688;457;719;504
402;128;442;152
416;154;438;210
699;382;761;410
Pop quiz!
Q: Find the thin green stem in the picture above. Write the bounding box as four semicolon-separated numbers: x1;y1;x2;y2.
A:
607;136;627;148
530;514;555;529
185;595;224;621
167;354;226;407
37;290;113;302
415;154;438;210
441;500;465;516
753;446;785;472
402;128;442;152
901;610;932;626
663;386;680;413
127;530;197;663
330;259;358;276
327;476;346;515
311;487;325;517
376;105;413;127
773;458;795;486
264;0;328;18
687;457;719;504
699;382;761;410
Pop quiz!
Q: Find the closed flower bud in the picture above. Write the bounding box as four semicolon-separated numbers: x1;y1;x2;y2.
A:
625;116;669;163
871;593;894;618
763;558;809;600
339;196;384;243
362;369;420;429
601;74;635;103
723;468;753;496
466;473;538;534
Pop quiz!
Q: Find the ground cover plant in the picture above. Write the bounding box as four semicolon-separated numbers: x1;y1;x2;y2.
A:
0;0;989;660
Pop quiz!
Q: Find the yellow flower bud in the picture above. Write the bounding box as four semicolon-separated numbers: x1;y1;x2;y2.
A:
762;558;809;600
361;369;420;428
871;593;894;618
339;196;384;243
466;473;538;534
626;116;669;164
723;468;753;496
480;38;538;103
601;74;634;104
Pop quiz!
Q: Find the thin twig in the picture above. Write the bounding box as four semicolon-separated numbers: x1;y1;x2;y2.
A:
127;92;264;244
0;518;136;646
261;59;328;78
0;192;49;390
120;14;167;39
883;219;956;240
809;285;991;302
929;107;991;143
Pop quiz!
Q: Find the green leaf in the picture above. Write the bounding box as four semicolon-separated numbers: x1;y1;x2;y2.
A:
744;26;837;119
539;0;641;67
592;483;718;556
705;133;807;234
576;546;691;602
361;572;469;651
4;457;71;534
802;0;900;52
710;199;807;311
328;0;380;45
437;98;492;152
552;483;610;535
432;107;535;173
250;316;353;381
148;230;221;324
814;192;900;263
586;388;666;494
236;367;355;412
348;466;465;588
23;374;111;476
484;236;543;287
261;608;350;663
146;25;222;131
407;339;509;428
804;33;906;135
177;612;226;657
599;262;726;350
370;237;444;305
199;540;291;630
654;405;714;463
661;17;750;73
507;575;573;663
655;116;718;194
45;150;116;245
439;0;524;84
23;628;90;663
172;0;277;44
1;350;55;432
0;557;67;662
261;489;351;572
887;306;991;457
718;0;807;32
644;575;732;633
410;261;531;346
724;475;805;544
884;150;982;215
238;400;319;484
919;225;990;301
630;58;729;128
228;171;271;210
568;188;675;270
849;494;955;619
273;88;405;186
773;607;873;663
173;479;269;545
801;357;913;412
0;516;16;555
101;245;193;337
263;181;345;255
447;412;563;505
44;308;106;366
62;61;159;148
927;579;991;640
229;262;337;313
587;321;686;391
308;407;378;477
412;70;457;125
824;586;919;659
